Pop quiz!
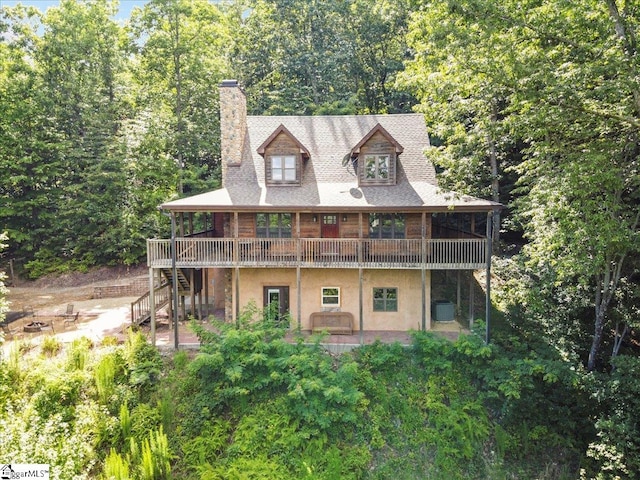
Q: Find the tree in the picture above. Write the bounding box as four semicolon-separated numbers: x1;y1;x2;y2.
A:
348;0;416;113
0;5;64;263
405;0;640;370
401;0;526;243
33;0;134;271
130;0;237;195
235;0;415;115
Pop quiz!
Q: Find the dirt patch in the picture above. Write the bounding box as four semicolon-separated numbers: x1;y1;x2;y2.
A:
12;264;148;289
6;264;148;313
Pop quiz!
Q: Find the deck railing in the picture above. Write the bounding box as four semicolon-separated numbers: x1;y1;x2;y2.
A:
147;237;487;270
130;281;171;326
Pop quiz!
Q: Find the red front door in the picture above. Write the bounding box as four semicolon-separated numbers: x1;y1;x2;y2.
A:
321;214;339;238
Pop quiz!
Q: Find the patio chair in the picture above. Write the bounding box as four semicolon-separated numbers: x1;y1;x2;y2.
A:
63;304;79;328
1;322;17;340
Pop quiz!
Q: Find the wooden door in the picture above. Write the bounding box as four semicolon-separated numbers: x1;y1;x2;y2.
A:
321;214;339;238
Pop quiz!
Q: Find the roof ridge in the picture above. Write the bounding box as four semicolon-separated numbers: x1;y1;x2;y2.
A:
246;112;423;120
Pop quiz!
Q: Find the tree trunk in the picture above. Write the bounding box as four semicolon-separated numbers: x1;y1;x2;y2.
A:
488;100;501;245
611;322;629;360
587;255;626;371
587;300;606;372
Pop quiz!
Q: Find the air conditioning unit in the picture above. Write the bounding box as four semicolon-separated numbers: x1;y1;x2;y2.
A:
432;300;455;321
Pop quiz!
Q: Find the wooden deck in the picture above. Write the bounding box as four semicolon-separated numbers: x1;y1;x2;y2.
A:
147;237;488;270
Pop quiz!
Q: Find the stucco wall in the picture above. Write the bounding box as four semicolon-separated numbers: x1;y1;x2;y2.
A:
231;268;431;332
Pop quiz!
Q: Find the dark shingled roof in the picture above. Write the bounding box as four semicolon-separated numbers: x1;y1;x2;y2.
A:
162;113;501;212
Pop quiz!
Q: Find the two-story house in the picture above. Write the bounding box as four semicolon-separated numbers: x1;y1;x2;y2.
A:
142;80;501;346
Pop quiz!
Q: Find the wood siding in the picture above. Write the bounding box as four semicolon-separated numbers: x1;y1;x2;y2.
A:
228;212;428;240
264;132;303;186
358;131;397;186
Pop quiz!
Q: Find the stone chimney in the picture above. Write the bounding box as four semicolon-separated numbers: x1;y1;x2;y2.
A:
219;79;247;185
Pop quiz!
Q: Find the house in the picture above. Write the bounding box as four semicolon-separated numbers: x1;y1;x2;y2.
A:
143;80;501;346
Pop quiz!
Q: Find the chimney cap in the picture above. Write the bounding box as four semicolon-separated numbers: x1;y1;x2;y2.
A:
220;79;239;87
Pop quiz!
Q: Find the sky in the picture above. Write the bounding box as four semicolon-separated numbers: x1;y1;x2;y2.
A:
0;0;148;20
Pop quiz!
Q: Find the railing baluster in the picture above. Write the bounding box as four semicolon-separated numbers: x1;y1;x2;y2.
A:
147;237;487;269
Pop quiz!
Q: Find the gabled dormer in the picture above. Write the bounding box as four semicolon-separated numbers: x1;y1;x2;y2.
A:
257;124;310;186
351;123;403;186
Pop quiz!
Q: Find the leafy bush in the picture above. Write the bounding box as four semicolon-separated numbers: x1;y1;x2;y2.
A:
41;335;63;357
583;356;640;479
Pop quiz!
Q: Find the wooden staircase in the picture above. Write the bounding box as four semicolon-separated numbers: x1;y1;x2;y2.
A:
130;268;203;326
160;267;191;295
130;281;171;326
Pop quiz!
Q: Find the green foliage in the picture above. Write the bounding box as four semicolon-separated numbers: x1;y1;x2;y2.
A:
40;335;62;357
95;352;122;406
103;448;130;480
124;329;162;398
189;306;363;432
236;0;415;115
583;356;640;479
181;419;230;472
139;426;172;480
66;337;94;371
0;309;610;479
0;232;8;328
403;0;640;373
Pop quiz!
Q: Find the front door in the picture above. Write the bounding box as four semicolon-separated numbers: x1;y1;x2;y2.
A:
263;286;290;326
321;214;340;257
321;214;339;238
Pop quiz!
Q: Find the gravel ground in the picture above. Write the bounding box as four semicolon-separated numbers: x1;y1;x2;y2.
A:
2;266;148;354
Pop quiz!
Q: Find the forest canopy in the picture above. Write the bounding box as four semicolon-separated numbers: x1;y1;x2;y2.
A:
1;1;640;477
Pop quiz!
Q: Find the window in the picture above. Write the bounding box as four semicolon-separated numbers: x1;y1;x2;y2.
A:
364;154;390;180
321;287;340;307
373;288;397;312
256;213;292;237
369;213;405;239
271;155;297;182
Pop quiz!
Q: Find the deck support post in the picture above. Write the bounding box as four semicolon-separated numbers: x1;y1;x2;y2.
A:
296;266;301;330
422;267;427;331
469;273;475;330
421;212;427;331
171;213;179;350
359;267;363;346
296;213;302;330
235;267;240;326
149;267;156;346
485;211;494;344
204;268;209;318
190;269;196;320
456;270;462;318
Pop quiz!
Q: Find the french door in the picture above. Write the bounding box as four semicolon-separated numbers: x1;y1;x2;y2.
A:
263;286;290;325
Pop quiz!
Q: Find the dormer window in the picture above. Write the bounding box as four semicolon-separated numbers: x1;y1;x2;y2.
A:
257;124;310;186
271;155;297;181
365;154;390;180
351;123;403;186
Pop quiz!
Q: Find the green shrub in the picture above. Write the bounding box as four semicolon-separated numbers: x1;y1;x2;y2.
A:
129;402;162;444
95;353;119;405
66;337;93;370
102;448;130;480
123;329;162;398
181;419;230;472
583;356;640;479
138;426;172;480
41;335;63;357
